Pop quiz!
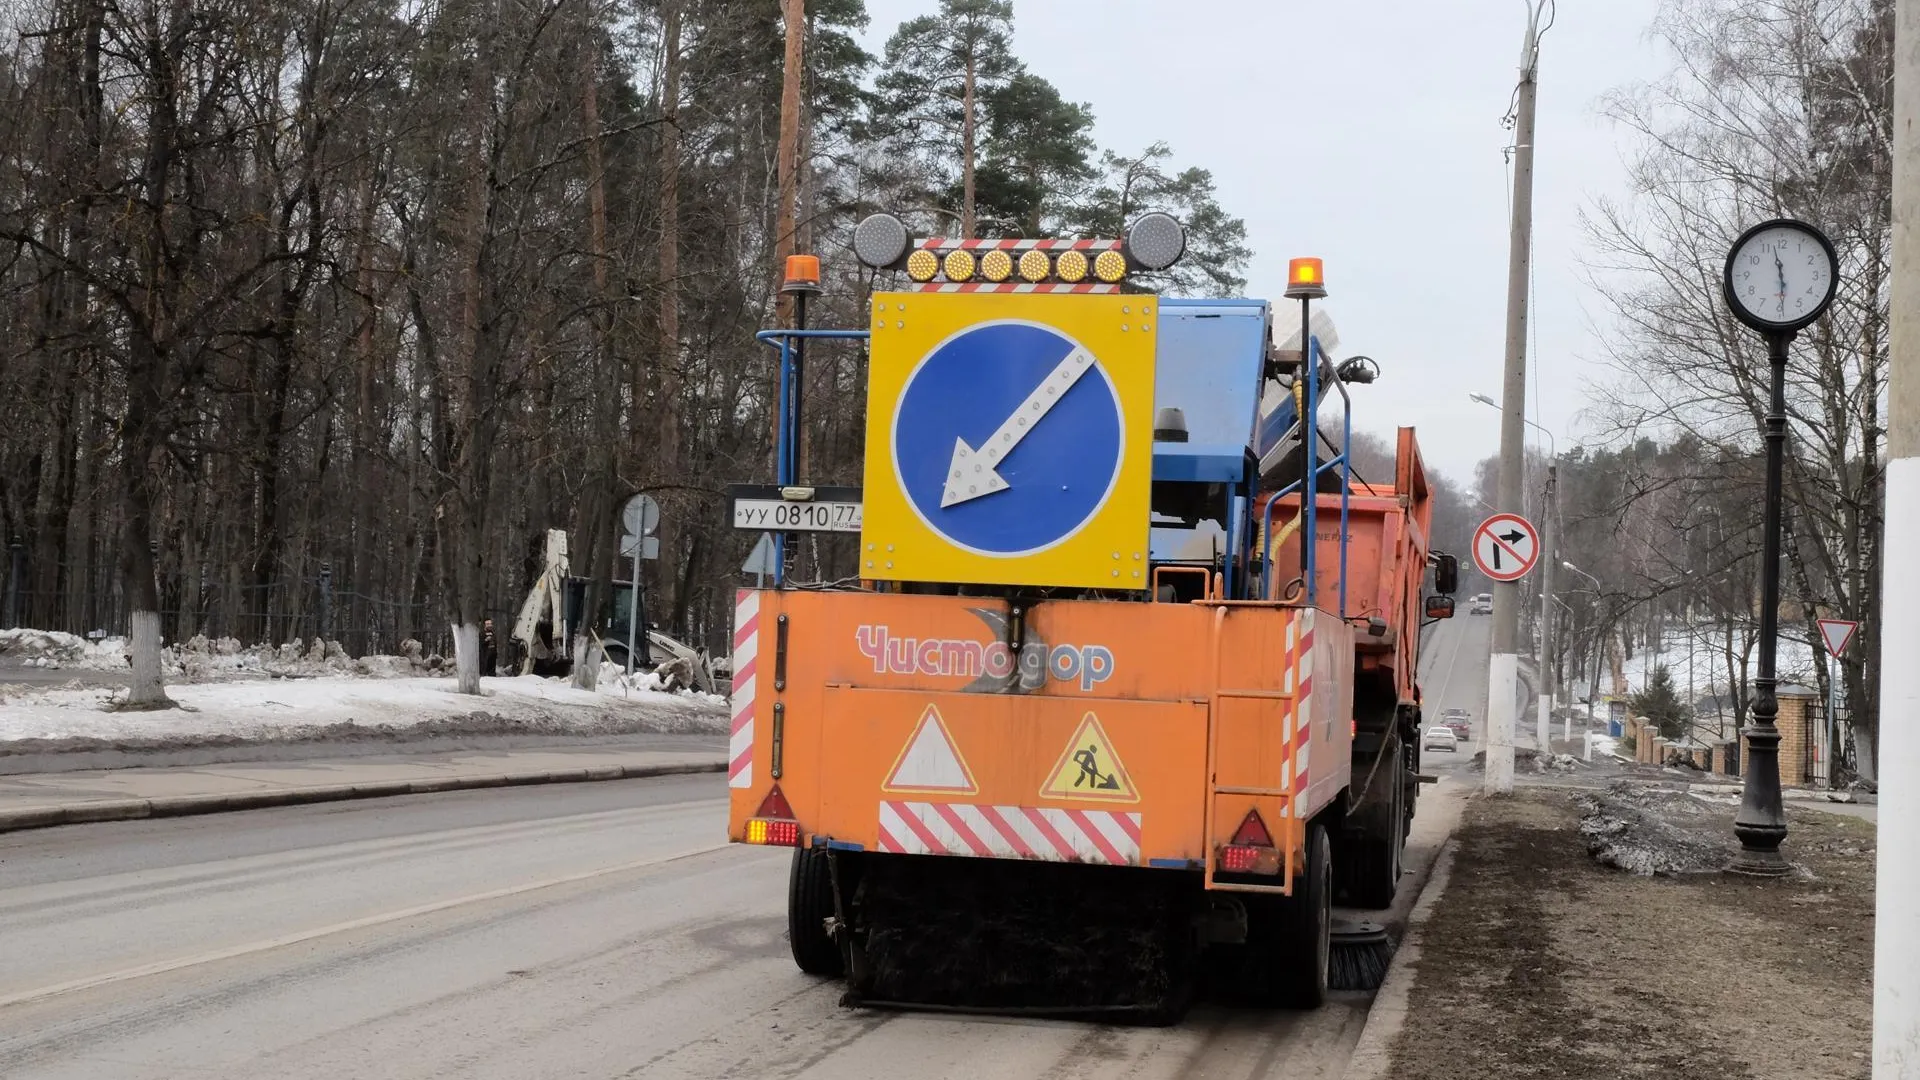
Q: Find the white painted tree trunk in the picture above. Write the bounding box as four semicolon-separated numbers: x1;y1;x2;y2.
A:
452;621;482;695
125;609;169;708
571;632;601;691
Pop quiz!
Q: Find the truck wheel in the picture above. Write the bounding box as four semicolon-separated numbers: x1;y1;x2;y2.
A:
787;847;843;976
1276;822;1332;1008
1232;823;1332;1008
1344;765;1404;910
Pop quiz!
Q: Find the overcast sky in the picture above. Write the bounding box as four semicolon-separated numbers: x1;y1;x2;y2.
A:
857;0;1671;487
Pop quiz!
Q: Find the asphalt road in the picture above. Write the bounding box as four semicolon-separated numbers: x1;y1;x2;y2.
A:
1416;611;1494;770
0;618;1495;1080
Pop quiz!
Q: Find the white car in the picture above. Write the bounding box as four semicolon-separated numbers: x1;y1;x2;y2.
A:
1422;726;1459;752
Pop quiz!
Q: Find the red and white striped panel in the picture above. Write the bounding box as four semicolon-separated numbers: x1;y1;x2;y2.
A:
907;281;1120;294
878;801;1142;866
1280;610;1316;804
919;238;1121;253
728;590;760;789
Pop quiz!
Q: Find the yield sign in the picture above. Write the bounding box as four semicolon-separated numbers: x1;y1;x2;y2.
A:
1471;513;1540;583
1817;618;1859;657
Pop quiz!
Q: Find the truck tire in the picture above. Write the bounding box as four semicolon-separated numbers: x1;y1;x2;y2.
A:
1232;823;1332;1008
787;847;843;977
1276;822;1333;1008
1343;762;1404;910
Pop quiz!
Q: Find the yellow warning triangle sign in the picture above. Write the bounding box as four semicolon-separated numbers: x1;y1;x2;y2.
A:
1040;712;1138;803
883;705;978;795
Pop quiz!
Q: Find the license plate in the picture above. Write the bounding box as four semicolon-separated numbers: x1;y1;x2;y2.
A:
731;497;863;533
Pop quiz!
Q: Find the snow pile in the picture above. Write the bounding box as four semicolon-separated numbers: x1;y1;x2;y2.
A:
1577;781;1732;876
0;672;728;747
593;662;727;707
0;628;90;664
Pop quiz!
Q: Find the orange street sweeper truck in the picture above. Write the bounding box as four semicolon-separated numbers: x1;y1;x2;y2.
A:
724;212;1459;1016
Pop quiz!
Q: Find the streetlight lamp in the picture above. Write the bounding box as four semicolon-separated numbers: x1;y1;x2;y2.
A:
1473;392;1560;756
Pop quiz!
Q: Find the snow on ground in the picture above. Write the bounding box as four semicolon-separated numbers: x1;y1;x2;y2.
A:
0;626;729;747
1614;620;1822;700
0;672;727;745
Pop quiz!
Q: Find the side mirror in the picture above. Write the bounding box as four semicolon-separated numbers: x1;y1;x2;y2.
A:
1424;595;1456;620
1432;552;1459;595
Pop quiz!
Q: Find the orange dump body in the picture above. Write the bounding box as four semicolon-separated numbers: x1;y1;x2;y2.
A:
727;590;1354;891
1262;427;1435;708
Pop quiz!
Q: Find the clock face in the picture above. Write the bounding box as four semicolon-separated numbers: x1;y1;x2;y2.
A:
1727;224;1835;329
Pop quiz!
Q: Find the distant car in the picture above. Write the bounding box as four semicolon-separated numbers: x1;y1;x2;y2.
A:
1438;708;1472;743
1422;726;1459;752
1468;593;1493;615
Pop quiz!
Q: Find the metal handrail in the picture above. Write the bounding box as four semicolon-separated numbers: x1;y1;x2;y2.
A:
753;328;871;586
1258;335;1356;613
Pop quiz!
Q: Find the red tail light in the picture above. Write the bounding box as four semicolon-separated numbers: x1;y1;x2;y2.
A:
1221;844;1260;872
1220;808;1279;874
746;818;800;846
744;785;801;847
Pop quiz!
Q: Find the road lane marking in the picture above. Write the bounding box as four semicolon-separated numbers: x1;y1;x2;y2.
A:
0;842;733;1010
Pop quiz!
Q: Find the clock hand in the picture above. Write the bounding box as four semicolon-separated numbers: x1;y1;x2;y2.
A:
1774;251;1788;313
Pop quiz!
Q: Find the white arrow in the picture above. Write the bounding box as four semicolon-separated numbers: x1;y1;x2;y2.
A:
941;345;1098;508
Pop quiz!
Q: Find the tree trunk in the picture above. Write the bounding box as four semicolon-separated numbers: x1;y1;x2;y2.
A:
122;339;170;708
961;51;976;238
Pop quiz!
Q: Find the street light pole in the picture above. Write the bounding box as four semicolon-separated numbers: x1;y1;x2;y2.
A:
1564;560;1603;761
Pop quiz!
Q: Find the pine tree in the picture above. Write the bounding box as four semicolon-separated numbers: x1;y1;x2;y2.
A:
1068;142;1252;296
1629;665;1693;741
871;0;1019;237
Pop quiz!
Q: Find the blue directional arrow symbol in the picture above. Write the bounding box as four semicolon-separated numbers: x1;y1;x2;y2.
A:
942;345;1097;507
894;321;1122;556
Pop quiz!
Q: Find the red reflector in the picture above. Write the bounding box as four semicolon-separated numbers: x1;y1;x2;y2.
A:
1221;845;1259;873
1230;809;1274;848
753;785;795;820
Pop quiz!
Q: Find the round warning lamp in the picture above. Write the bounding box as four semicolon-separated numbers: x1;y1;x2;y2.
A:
1124;212;1187;271
942;249;977;282
980;249;1014;282
851;213;911;269
1018;249;1052;282
906;249;939;282
1055;249;1089;283
1094;249;1127;284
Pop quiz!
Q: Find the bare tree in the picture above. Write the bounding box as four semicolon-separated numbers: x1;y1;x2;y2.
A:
1584;0;1890;773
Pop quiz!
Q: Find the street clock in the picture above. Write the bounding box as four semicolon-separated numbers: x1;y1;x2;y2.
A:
1722;218;1839;335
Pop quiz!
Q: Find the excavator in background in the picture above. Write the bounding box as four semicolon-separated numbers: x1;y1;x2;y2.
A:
724;214;1458;1016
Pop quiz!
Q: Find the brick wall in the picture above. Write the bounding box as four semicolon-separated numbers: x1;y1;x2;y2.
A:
1777;693;1812;787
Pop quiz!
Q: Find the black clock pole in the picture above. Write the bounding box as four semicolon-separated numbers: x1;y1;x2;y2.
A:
1732;327;1793;875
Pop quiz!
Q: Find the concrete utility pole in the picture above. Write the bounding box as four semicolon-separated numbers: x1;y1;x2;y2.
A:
1486;5;1544;795
1874;0;1920;1069
1537;462;1556;754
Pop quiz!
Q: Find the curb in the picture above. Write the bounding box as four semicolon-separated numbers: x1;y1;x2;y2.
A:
0;760;726;835
1341;838;1459;1080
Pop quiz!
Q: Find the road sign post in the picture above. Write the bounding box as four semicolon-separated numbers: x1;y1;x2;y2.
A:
620;495;660;676
1817;619;1859;788
1471;513;1540;583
